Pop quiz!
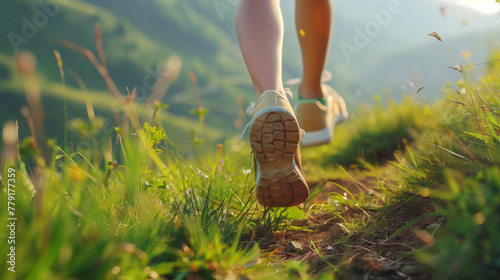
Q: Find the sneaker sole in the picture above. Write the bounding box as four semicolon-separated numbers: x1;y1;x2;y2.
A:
249;109;309;207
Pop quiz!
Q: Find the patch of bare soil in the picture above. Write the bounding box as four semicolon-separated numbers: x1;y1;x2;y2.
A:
247;177;442;279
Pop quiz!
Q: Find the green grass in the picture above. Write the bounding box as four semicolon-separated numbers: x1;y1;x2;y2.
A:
3;36;500;279
384;48;500;278
0;123;257;279
300;93;430;184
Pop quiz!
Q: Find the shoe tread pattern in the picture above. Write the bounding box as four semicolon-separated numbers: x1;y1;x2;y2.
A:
250;111;309;207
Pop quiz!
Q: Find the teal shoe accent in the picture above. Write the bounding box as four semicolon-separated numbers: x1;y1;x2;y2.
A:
298;96;327;106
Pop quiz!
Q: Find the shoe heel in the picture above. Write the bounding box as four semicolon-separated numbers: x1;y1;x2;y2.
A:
250;109;309;207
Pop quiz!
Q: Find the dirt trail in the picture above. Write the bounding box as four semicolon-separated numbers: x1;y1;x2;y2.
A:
249;177;441;279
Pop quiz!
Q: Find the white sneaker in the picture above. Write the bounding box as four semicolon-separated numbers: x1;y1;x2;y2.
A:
244;90;309;207
295;85;348;147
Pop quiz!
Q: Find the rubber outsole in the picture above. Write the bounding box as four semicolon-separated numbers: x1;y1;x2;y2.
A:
250;110;309;207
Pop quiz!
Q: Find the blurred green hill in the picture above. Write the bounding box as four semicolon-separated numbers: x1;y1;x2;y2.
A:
0;0;254;153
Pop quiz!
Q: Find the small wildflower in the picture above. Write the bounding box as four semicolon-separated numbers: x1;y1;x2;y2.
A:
111;266;121;275
416;231;435;246
420;188;430;197
216;143;223;159
2;121;17;145
461;50;471;60
242;169;252;175
149;271;159;279
15;51;37;74
70;165;85;182
53;50;63;68
473;212;486;225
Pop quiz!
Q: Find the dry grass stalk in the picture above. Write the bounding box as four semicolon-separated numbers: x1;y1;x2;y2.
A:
56;39;124;102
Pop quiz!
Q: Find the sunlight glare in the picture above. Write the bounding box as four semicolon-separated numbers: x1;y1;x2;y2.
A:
441;0;500;15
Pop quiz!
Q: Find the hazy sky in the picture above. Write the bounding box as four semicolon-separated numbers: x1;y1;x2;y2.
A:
279;0;500;103
441;0;500;15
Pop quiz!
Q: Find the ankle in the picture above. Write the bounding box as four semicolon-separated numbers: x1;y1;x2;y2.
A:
298;83;324;99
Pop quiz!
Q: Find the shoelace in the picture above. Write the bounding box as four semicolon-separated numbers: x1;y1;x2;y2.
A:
240;88;305;140
244;88;295;116
244;71;331;116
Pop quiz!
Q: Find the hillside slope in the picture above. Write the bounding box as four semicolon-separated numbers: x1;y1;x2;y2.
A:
0;0;253;151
